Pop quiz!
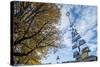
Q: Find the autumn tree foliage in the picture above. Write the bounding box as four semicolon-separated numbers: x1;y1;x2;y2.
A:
11;1;61;65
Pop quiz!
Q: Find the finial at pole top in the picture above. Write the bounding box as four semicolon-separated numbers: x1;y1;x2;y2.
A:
66;12;70;16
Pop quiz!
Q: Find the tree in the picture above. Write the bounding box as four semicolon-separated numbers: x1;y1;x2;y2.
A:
11;1;61;65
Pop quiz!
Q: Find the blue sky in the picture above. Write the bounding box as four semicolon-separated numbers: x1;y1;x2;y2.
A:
41;4;97;64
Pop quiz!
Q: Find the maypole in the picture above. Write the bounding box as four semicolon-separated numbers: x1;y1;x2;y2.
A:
66;12;91;62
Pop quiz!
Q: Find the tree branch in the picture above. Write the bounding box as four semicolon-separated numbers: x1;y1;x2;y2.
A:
14;21;49;45
14;40;57;56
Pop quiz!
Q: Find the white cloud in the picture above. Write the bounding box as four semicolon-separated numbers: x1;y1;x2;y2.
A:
41;4;97;64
